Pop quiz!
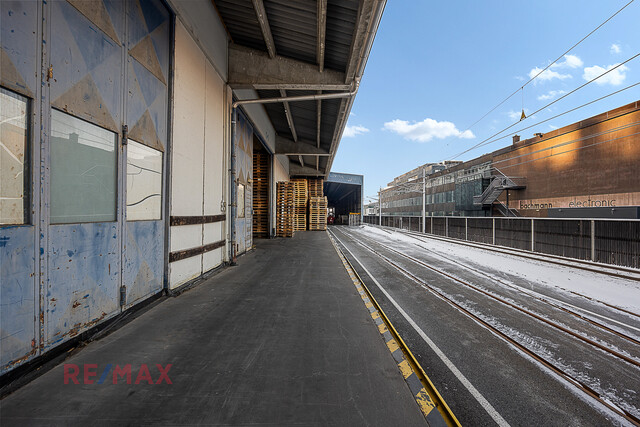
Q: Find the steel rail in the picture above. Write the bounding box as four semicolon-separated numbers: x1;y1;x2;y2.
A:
330;228;640;426
381;225;640;301
350;230;640;368
405;238;640;345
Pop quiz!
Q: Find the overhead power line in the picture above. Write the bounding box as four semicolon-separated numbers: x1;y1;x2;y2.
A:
445;53;640;161
461;0;636;133
452;80;640;159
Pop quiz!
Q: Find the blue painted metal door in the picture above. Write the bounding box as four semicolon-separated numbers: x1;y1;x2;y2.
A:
0;0;171;373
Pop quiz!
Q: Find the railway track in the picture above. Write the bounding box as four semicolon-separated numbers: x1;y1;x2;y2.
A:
376;225;640;319
376;225;640;284
357;230;640;349
329;227;640;426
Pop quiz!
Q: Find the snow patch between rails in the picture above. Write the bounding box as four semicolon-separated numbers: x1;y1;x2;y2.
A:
360;226;640;314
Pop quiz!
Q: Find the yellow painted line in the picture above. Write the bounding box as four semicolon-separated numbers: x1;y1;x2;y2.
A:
387;339;400;353
416;388;437;415
328;231;461;427
398;359;413;379
371;311;380;320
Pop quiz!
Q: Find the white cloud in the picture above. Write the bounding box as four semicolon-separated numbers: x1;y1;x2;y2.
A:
383;118;474;142
558;54;583;69
537;90;566;101
583;63;628;85
343;124;369;137
611;44;621;54
514;75;525;81
549;124;559;130
528;67;572;82
528;55;583;83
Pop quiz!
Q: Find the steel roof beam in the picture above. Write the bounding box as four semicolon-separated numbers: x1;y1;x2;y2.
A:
280;90;297;139
251;0;276;58
228;44;349;90
276;135;330;156
289;162;325;176
344;0;379;84
316;91;322;148
317;0;327;72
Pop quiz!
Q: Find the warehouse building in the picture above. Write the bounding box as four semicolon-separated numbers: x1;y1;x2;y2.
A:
0;0;384;374
380;101;640;219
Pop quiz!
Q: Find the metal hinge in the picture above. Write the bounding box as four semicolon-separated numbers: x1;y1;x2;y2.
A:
122;125;128;145
120;285;127;307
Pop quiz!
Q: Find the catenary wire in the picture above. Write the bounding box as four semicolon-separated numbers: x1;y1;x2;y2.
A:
452;80;640;158
445;54;640;161
461;0;636;133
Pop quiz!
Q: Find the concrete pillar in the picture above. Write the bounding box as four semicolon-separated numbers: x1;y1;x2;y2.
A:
591;220;596;261
531;219;535;252
492;218;496;245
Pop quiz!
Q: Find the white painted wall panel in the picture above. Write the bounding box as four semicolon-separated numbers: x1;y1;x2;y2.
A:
169;257;202;289
274;155;290;182
203;222;223;245
171;21;205;217
234;89;276;153
170;224;202;252
203;249;222;272
167;4;228;81
169;20;229;289
204;62;225;216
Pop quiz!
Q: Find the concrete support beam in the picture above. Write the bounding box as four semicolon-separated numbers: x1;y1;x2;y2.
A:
275;136;330;156
316;93;322;148
280;89;298;143
251;0;276;58
345;0;379;84
317;0;327;72
289;162;325;177
228;44;349;90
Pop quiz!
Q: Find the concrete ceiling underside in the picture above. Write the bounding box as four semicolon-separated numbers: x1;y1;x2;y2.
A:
213;0;385;177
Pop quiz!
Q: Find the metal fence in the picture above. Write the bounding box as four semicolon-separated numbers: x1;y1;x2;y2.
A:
363;215;640;269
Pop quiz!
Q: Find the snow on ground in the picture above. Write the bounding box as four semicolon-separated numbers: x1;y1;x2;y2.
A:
357;225;640;314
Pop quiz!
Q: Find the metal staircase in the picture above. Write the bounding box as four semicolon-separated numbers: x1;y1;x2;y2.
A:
473;168;525;216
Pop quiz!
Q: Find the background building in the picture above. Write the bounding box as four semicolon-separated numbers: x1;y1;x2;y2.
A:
380;101;640;219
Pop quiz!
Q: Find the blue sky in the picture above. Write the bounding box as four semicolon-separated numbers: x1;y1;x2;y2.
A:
331;0;640;202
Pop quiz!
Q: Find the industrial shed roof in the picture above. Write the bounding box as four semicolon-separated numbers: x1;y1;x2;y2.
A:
214;0;385;177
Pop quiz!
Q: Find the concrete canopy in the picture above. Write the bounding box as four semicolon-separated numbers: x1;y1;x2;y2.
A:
213;0;385;177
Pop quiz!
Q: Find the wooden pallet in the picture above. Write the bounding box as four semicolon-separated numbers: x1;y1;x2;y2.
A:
291;178;308;207
307;178;324;198
253;152;270;237
276;181;294;237
308;196;327;231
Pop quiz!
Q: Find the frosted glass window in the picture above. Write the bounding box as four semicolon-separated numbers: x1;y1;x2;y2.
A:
127;140;162;220
237;183;245;218
0;88;29;225
50;110;117;223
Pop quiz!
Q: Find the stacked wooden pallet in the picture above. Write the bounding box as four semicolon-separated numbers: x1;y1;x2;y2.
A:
308;196;328;231
291;178;308;231
275;181;293;237
252;152;269;238
307;178;324;198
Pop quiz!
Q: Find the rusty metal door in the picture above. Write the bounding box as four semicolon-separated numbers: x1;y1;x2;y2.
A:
44;0;170;351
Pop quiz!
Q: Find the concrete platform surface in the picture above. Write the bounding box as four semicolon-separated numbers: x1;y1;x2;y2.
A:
0;231;427;426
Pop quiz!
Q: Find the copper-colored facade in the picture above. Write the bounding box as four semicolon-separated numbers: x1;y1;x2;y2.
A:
495;101;640;216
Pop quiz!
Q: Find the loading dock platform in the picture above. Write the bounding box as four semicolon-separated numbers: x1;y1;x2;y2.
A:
0;232;427;426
